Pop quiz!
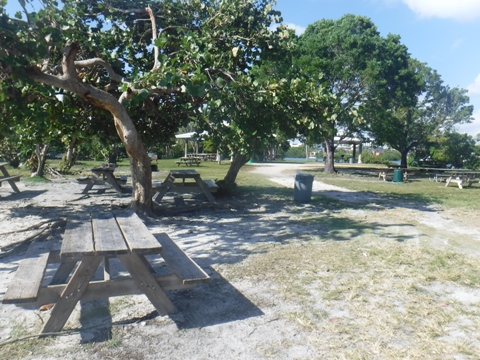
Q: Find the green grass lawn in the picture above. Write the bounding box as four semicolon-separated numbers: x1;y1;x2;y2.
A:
310;169;480;211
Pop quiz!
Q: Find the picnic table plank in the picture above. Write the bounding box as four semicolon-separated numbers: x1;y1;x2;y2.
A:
60;214;94;257
157;233;210;284
37;274;194;305
113;210;162;254
3;240;54;304
92;212;129;254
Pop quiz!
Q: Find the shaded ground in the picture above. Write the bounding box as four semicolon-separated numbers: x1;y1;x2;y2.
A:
1;163;480;359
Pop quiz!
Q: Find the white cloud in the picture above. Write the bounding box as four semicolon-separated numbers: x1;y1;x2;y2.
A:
285;23;306;35
402;0;480;21
467;74;480;95
456;110;480;136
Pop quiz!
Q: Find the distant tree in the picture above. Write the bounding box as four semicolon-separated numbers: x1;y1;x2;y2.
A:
368;59;473;168
430;132;478;169
294;15;412;173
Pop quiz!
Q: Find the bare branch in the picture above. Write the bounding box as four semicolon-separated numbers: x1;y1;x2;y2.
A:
74;58;129;84
205;68;237;83
145;6;160;71
105;6;147;15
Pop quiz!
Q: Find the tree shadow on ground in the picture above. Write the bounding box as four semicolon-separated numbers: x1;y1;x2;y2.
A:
0;189;48;201
0;179;434;342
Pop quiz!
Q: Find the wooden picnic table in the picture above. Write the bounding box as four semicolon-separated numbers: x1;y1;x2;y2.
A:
442;170;480;189
2;210;209;333
153;169;216;203
187;153;217;161
0;162;21;193
176;157;202;167
81;165;125;194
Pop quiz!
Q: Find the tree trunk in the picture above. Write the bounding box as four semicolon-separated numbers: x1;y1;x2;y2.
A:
27;43;153;213
34;144;49;177
61;136;77;172
108;144;121;164
66;137;76;164
323;138;336;174
400;150;408;168
223;154;249;185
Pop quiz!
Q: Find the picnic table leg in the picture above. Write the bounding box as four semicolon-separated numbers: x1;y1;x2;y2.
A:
82;174;100;194
445;176;452;187
0;167;20;192
103;172;124;194
194;177;215;203
153;173;175;203
117;252;178;315
42;255;104;333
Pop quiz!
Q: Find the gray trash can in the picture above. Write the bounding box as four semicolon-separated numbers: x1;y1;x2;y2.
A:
294;172;314;202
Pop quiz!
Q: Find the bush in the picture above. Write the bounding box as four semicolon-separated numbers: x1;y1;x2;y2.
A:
284;146;306;158
361;149;401;165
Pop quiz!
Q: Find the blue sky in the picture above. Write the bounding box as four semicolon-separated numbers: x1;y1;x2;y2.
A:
274;0;480;137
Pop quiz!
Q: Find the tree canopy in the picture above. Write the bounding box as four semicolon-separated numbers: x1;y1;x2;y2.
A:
367;59;474;168
0;0;289;212
293;14;413;173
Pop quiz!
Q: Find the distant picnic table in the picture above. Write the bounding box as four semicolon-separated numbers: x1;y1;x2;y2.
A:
176;157;202;167
431;169;480;189
81;164;126;194
153;169;217;203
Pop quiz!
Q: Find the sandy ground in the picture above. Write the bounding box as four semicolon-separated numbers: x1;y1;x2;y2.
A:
1;162;480;359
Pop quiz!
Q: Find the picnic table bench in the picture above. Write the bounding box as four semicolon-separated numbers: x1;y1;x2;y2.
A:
0;162;21;193
2;210;209;333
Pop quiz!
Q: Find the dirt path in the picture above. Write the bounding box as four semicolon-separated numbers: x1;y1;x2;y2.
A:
1;164;480;358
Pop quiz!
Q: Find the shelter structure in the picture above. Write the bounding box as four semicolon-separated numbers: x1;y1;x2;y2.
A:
175;131;207;157
334;136;364;163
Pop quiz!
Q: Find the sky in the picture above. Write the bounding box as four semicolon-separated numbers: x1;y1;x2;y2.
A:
274;0;480;137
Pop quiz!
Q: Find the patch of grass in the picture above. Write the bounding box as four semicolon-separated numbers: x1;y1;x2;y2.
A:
315;170;480;211
221;228;480;357
1;323;52;358
22;175;51;184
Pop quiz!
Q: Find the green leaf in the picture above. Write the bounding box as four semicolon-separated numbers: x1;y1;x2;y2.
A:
215;77;226;88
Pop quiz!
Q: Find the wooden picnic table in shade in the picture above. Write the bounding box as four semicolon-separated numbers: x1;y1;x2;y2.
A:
81;165;125;194
0;162;21;193
153;169;217;203
2;210;209;333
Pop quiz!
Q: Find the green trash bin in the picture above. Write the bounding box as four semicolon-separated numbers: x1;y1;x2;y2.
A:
393;169;403;183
